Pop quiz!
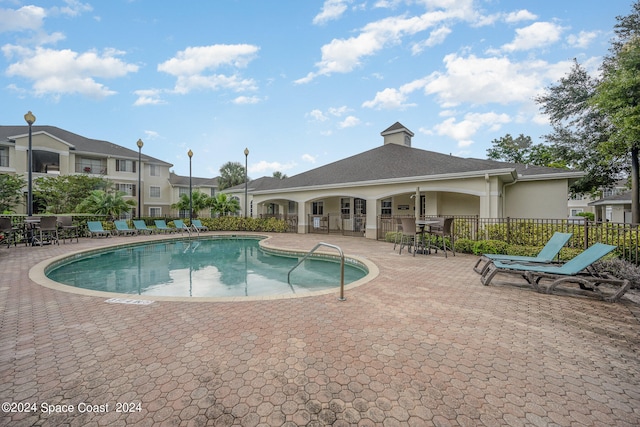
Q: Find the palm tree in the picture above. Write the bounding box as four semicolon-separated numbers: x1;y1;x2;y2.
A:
170;191;212;218
75;189;136;220
218;161;247;190
211;193;240;217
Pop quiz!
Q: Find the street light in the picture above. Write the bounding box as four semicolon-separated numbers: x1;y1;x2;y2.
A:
188;149;193;222
24;111;36;216
244;147;249;218
136;139;144;220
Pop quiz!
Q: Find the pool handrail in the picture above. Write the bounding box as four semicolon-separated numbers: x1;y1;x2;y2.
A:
287;242;346;301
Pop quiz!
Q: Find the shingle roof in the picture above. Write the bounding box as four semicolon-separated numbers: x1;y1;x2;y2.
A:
243;144;579;193
589;191;632;206
169;172;218;187
0;125;172;166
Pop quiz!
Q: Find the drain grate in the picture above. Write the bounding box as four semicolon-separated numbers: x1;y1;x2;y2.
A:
105;298;154;305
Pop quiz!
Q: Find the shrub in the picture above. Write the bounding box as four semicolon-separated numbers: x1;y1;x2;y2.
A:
593;258;640;290
454;238;474;254
472;240;509;255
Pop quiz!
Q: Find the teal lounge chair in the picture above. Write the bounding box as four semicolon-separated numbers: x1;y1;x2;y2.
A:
480;243;630;302
473;232;573;275
154;220;175;234
133;220;154;235
113;220;136;236
87;221;110;238
173;219;191;235
191;219;208;232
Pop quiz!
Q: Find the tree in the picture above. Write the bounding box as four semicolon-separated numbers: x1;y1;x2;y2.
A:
0;174;24;213
35;174;106;213
272;171;288;179
591;38;640;222
535;60;621;194
486;134;534;164
170;191;213;218
75;188;136;220
211;193;240;217
218;161;247;190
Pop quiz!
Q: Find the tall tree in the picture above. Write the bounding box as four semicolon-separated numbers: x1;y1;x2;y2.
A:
486;134;534;164
591;38;640;222
535;60;621;194
0;174;24;213
272;171;287;179
218;161;247;190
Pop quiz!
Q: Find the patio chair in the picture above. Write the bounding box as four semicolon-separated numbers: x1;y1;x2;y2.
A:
58;216;79;244
426;217;455;258
473;232;573;275
133;220;155;235
113;220;136;236
173;219;191;235
154;220;175;234
0;217;23;248
34;216;59;246
87;221;111;238
398;217;425;256
480;243;630;302
191;219;208;232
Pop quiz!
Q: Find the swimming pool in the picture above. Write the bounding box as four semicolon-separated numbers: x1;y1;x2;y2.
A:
45;236;369;298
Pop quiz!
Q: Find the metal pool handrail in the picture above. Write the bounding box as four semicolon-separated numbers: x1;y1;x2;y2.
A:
287;242;346;301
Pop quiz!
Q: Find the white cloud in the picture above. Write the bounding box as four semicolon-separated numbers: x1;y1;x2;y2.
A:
249;160;296;174
158;44;259;95
566;30;598;49
411;26;451;54
233;95;261;105
302;154;317;163
5;46;139;98
504;10;537;23
338;115;360;128
328;106;349;116
501;21;564;52
143;130;161;140
433;112;511;144
0;5;46;33
133;89;166;106
308;109;328;121
296;6;471;83
313;0;351;25
363;77;427;109
424;53;571;107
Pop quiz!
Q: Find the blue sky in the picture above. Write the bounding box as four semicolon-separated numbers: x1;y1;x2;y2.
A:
0;0;633;179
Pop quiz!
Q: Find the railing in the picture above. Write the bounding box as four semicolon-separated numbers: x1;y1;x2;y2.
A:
377;215;640;264
287;242;346;301
307;214;366;236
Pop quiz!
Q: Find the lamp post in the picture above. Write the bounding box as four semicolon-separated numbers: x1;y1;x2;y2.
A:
24;111;36;216
136;139;144;219
188;149;193;222
244;147;249;218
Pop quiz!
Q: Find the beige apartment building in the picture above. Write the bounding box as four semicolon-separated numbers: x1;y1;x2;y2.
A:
0;125;217;218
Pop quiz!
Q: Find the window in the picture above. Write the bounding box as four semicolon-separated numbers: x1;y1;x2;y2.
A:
288;201;296;214
570;208;584;216
0;146;8;167
32;150;60;173
341;198;350;215
149;207;161;217
149;186;160;198
381;198;392;216
76;157;106;174
149;164;160;176
179;187;189;196
312;201;323;215
116;183;136;197
355;198;366;215
116;159;136;173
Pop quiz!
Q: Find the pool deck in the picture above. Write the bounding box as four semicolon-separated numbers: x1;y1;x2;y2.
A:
1;232;639;426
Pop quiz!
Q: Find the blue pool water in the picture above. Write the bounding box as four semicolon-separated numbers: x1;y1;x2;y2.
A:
46;237;368;297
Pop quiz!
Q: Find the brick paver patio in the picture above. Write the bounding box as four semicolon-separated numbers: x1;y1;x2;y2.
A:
1;232;639;426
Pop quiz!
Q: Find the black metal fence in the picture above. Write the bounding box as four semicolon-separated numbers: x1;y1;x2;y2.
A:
377;215;640;264
307;214;367;237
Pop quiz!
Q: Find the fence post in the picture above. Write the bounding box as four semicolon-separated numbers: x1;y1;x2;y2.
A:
506;217;511;245
584;219;589;250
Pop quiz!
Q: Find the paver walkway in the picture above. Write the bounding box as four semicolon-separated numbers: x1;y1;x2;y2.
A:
1;232;639;426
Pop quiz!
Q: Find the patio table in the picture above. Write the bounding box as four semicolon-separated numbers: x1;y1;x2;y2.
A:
415;220;439;254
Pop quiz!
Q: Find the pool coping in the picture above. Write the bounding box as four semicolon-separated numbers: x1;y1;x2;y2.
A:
29;233;380;302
